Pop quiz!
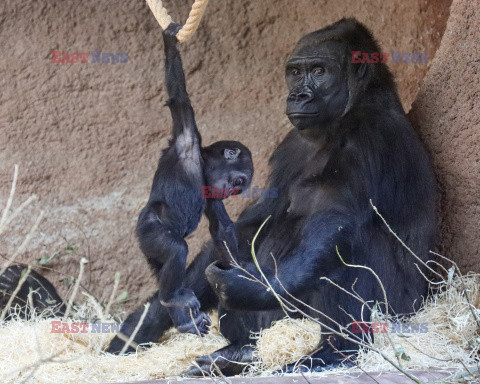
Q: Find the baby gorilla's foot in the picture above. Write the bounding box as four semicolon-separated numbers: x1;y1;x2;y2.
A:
167;306;212;335
161;288;201;313
162;288;211;335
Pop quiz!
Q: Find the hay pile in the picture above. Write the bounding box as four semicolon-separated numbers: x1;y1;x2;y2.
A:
357;274;480;370
254;317;321;372
0;313;227;383
1;275;479;383
0;309;320;383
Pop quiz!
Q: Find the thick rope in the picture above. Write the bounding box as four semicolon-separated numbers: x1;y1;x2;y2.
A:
145;0;209;42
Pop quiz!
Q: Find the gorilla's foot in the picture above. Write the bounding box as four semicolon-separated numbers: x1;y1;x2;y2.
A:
280;359;354;373
106;336;138;355
168;306;212;335
280;352;355;374
183;343;255;377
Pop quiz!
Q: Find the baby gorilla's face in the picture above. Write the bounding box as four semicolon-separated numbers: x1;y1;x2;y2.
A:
202;141;253;199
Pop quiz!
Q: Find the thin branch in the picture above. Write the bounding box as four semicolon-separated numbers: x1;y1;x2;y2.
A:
0;266;32;321
249;216;296;314
0;164;19;228
188;309;232;384
234;225;425;382
119;302;150;355
104;272;121;318
64;257;88;319
0;210;45;276
0;195;37;236
370;199;443;280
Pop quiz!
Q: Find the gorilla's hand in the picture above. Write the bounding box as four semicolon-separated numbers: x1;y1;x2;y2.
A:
205;261;277;310
205;261;239;309
163;22;182;44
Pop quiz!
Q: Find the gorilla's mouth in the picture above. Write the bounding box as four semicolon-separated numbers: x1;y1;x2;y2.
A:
218;183;243;197
286;111;325;130
223;175;247;196
287;112;321;118
227;185;243;195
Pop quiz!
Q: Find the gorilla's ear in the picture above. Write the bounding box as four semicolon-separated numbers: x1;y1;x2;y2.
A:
224;148;241;160
356;62;368;79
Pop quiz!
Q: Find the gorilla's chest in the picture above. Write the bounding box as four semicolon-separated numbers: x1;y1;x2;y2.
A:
286;151;335;216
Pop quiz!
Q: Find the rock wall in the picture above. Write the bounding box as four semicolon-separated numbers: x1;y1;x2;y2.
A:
0;0;455;308
409;0;480;272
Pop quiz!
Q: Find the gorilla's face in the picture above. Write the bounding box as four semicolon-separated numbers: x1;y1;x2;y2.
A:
202;141;253;198
285;40;349;130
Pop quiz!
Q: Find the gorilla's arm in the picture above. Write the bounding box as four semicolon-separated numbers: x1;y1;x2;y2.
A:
205;199;240;267
163;23;200;141
206;210;353;311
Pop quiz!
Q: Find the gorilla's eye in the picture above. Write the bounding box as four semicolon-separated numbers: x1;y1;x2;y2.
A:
288;68;300;76
224;148;241;160
312;67;325;75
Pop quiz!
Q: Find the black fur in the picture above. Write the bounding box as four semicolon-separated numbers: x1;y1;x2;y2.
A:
1;19;436;374
129;23;253;339
111;19;436;372
0;265;66;319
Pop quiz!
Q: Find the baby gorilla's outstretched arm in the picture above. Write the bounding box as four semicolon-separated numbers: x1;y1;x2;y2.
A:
205;199;240;268
163;23;201;146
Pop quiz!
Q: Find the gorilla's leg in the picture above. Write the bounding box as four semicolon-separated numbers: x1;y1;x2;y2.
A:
283;271;372;372
282;336;356;373
286;233;427;373
106;243;218;354
183;342;256;377
0;265;66;319
106;292;172;354
184;307;285;376
138;210;211;335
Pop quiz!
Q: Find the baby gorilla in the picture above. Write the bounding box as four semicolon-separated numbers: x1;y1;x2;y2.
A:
136;23;253;335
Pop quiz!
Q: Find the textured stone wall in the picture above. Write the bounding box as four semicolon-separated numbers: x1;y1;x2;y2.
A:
409;0;480;272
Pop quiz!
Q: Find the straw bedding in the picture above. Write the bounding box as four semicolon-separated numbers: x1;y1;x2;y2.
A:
1;275;478;383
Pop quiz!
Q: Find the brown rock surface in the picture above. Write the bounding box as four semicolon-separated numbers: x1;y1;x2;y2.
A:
0;0;453;308
409;0;480;273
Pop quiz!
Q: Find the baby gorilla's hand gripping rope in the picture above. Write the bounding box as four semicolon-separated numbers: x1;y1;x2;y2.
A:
145;0;210;42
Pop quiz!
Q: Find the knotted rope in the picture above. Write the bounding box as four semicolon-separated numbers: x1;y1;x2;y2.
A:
145;0;210;42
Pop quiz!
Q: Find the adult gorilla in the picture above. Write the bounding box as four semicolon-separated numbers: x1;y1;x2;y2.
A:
107;18;436;373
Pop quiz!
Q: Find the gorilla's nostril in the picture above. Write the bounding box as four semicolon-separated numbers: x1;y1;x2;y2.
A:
297;91;312;101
